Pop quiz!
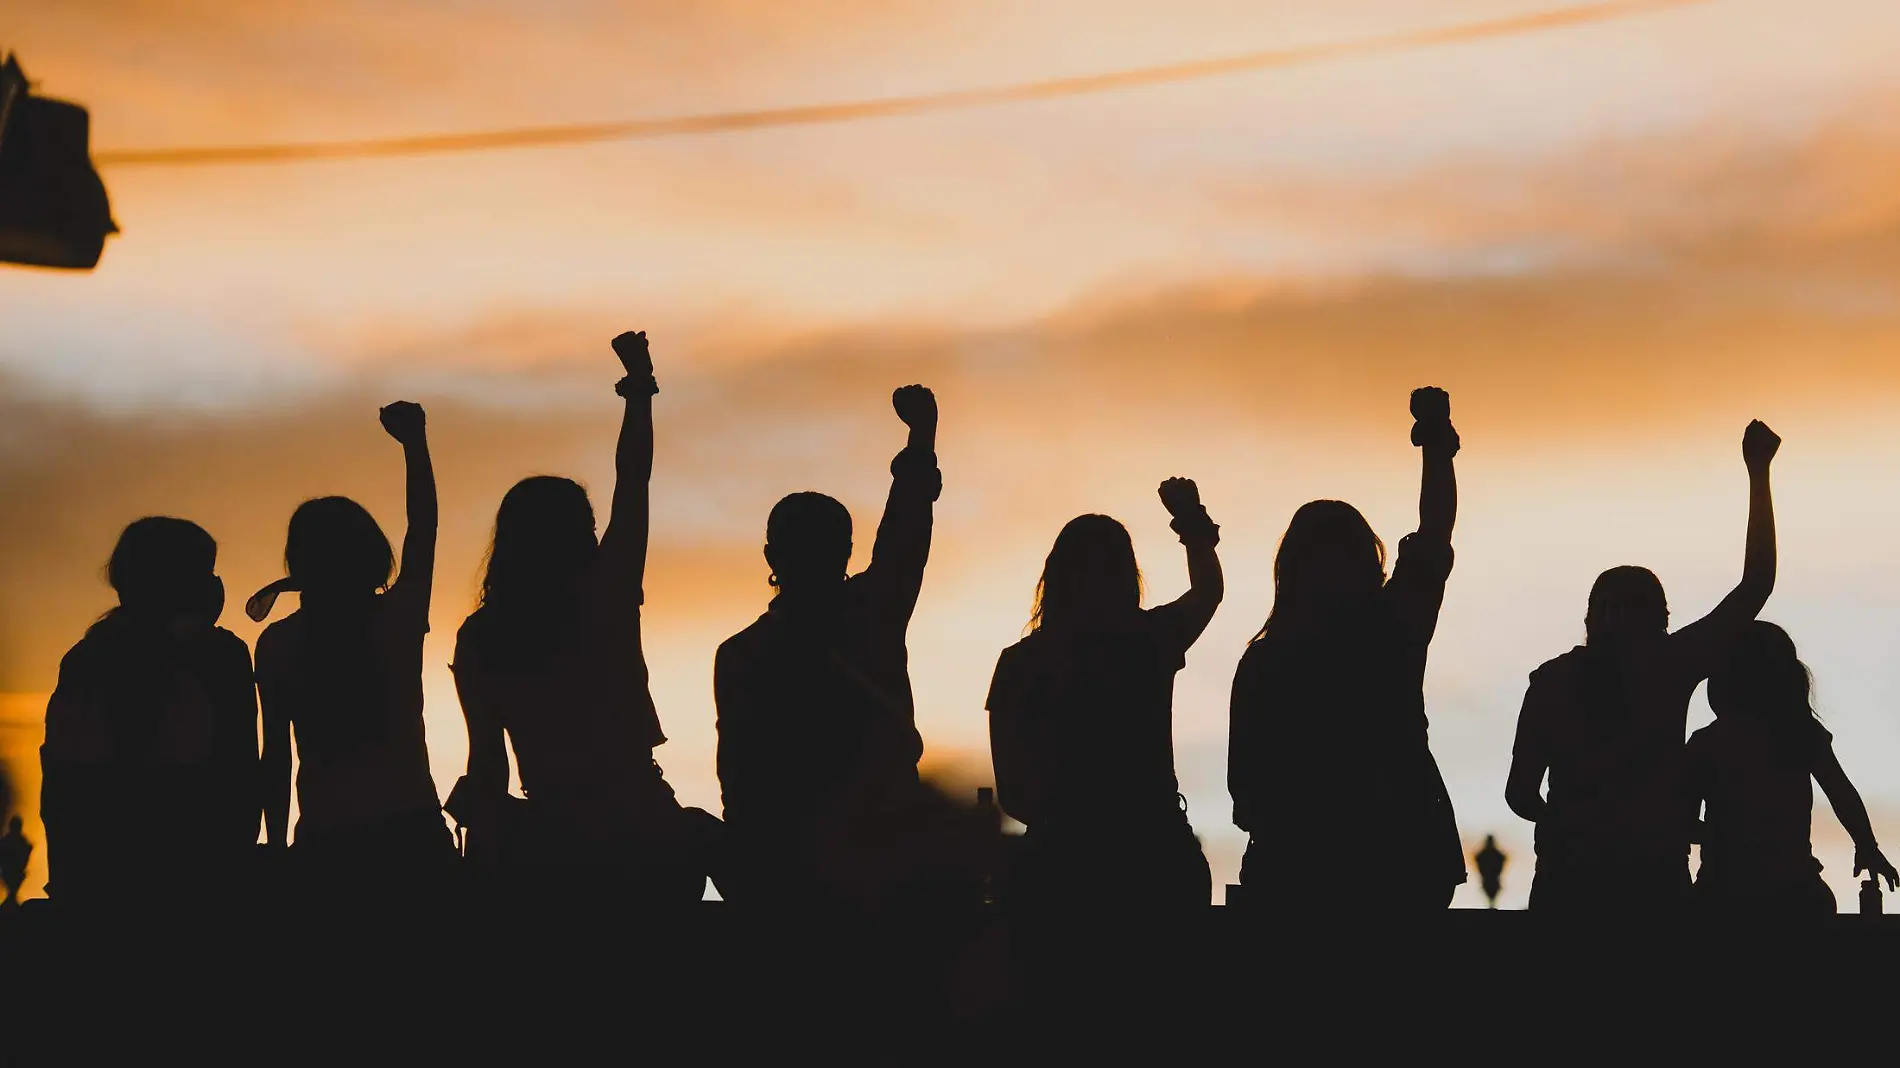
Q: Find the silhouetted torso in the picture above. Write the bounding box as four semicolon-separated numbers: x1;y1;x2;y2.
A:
989;615;1185;824
1512;638;1716;902
987;608;1209;908
1230;534;1462;905
454;580;677;860
40;615;257;902
1687;717;1828;902
715;448;937;904
255;597;440;846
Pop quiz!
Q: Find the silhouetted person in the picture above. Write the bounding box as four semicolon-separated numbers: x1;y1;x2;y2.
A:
452;332;715;900
715;383;940;909
1507;420;1780;915
1475;835;1506;908
0;816;29;906
1686;621;1897;916
40;517;258;906
253;402;452;879
1229;387;1466;911
986;480;1222;911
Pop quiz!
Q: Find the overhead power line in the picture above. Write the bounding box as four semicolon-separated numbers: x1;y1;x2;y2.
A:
94;0;1704;168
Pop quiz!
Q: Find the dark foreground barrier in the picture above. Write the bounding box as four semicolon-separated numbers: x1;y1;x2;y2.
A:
3;896;1895;1065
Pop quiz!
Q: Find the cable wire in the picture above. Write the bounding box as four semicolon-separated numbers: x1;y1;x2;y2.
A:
94;0;1705;168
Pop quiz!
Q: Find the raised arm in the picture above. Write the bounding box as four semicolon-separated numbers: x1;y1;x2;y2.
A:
1410;387;1458;544
597;331;658;606
1814;743;1898;891
866;384;941;626
1152;477;1223;655
379;401;436;623
1672;421;1779;659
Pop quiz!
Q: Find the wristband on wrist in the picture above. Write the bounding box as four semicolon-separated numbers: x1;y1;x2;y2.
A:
614;374;660;398
1169;508;1220;546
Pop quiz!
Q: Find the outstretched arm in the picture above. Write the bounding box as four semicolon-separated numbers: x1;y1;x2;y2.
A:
1815;743;1899;891
597;331;658;607
451;658;512;857
1506;677;1551;826
257;642;292;848
1504;753;1549;826
380;401;436;624
1411;387;1458;544
1673;421;1779;659
1152;477;1223;655
867;384;940;627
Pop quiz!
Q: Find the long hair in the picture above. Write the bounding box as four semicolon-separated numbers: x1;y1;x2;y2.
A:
1579;566;1669;722
1708;621;1822;767
1028;514;1142;634
283;496;393;753
89;517;220;761
1251;500;1385;644
468;476;598;670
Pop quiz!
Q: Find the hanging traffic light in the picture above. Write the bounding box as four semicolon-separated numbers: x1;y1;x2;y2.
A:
0;54;118;270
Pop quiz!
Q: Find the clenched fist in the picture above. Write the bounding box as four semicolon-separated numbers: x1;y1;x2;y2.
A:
611;331;653;377
1742;420;1780;475
892;384;937;431
1157;477;1203;519
379;400;426;445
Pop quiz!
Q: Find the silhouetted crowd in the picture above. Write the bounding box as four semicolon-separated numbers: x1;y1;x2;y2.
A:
23;331;1898;920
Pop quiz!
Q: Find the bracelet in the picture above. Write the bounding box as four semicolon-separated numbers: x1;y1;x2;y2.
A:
614;374;660;398
1411;419;1459;453
1170;509;1220;546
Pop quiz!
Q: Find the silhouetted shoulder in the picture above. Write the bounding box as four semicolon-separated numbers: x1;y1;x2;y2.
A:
252;615;300;672
984;635;1037;710
1528;646;1586;686
1391;531;1454;580
717;612;775;661
207;626;253;667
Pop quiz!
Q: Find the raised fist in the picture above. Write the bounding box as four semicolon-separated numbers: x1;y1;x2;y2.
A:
1157;477;1202;518
611;331;652;377
379;400;426;445
1742;420;1780;474
1410;386;1451;423
892;384;937;431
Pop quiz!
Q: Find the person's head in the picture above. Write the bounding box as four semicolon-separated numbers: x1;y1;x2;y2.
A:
1256;500;1385;640
480;476;598;611
284;496;392;604
764;492;853;592
105;516;223;626
1030;514;1142;633
1708;620;1820;761
1585;566;1669;649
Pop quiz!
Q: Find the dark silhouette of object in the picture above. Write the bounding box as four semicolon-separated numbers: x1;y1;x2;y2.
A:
253;401;453;878
1686;621;1897;916
0;54;116;269
39;517;257;906
1475;835;1506;907
1507;420;1780;916
715;383;942;910
1230;387;1466;911
1862;877;1884;916
986;480;1223;912
452;332;716;900
0;816;29;906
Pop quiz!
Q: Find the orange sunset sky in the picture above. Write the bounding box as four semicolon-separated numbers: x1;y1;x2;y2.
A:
4;0;1900;908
